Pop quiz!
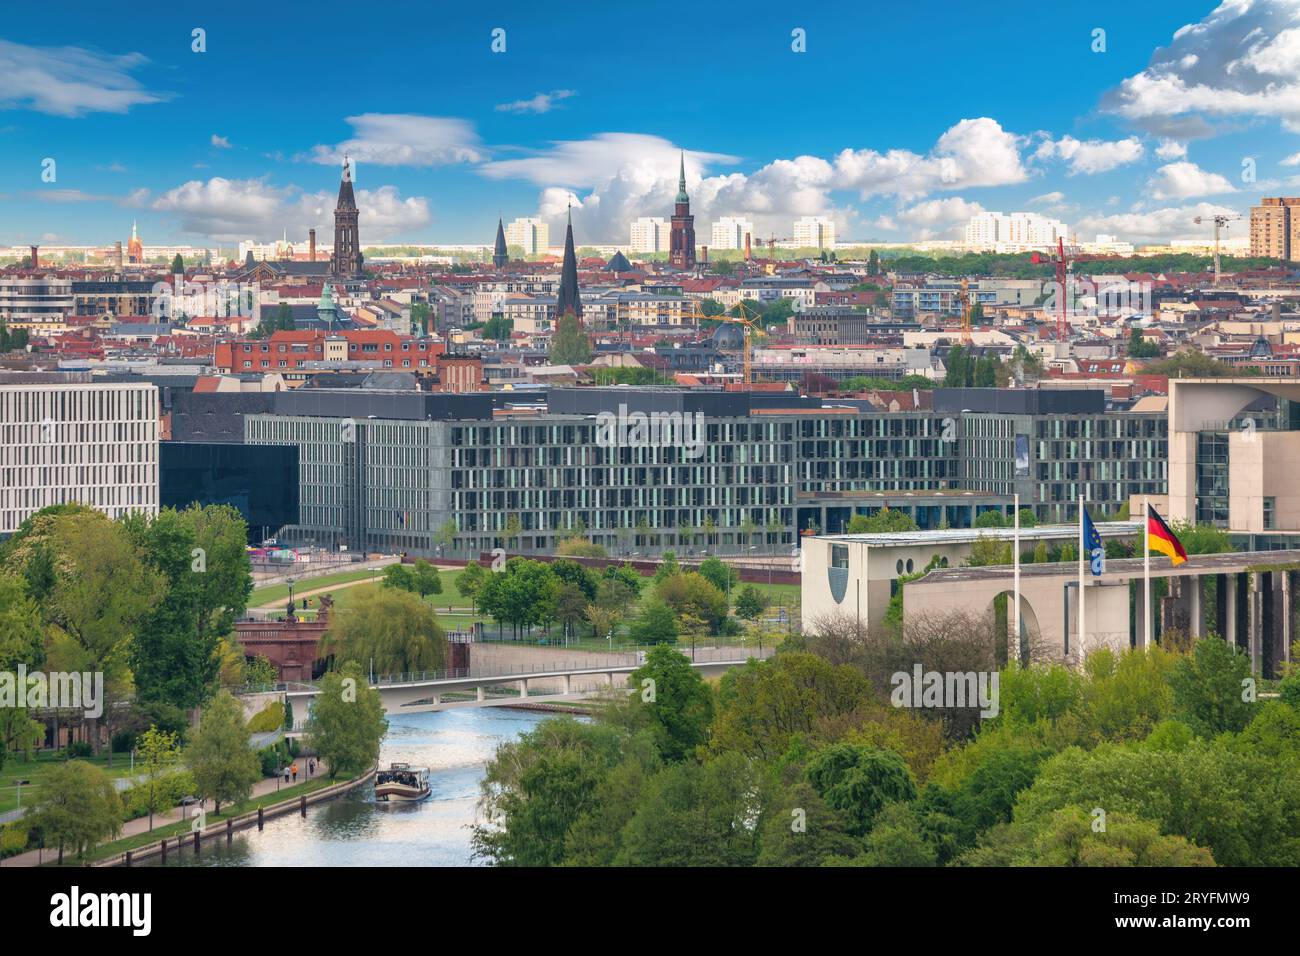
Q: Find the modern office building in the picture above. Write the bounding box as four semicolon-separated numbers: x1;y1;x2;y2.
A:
505;218;550;257
178;385;1172;557
0;276;74;330
160;441;299;542
0;381;159;534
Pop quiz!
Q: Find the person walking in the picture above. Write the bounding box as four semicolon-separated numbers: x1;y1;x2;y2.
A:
291;762;298;783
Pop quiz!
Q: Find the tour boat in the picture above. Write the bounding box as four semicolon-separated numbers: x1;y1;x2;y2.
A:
374;763;431;803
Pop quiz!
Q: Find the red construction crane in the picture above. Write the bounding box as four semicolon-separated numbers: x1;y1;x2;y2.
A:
1032;238;1069;340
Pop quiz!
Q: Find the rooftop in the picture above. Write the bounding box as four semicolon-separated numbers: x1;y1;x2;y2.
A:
811;521;1143;548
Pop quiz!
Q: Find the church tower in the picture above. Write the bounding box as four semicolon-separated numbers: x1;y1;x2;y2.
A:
330;157;364;280
555;207;582;321
669;151;696;270
493;217;508;269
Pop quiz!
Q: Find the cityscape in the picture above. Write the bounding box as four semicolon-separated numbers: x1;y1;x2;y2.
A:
0;0;1296;929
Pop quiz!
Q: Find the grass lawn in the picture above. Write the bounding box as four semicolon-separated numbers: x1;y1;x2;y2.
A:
1;750;140;816
250;567;387;607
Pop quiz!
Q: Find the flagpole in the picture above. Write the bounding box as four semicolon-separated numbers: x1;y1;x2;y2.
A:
1013;493;1021;667
1144;496;1151;649
1078;492;1086;659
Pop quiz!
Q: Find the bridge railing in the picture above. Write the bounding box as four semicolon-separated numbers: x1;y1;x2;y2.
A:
279;644;775;693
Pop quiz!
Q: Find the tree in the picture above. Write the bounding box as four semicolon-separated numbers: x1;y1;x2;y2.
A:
846;508;918;534
381;563;416;593
867;249;880;277
457;561;488;606
410;559;443;601
135;725;181;831
974;509;1007;528
189;691;260;814
435;518;458;553
306;662;388;780
629;598;679;645
656;572;728;633
734;584;769;621
32;760;123;863
805;743;918;836
550;312;592;365
409;300;431;336
124;504;252;729
41;512;165;757
696;556;737;597
171;253;185;274
319;587;447;675
476;558;559;639
1168;637;1254;737
654;551;681;583
861;802;938;866
628;646;714;762
1027;806;1215;866
554;583;589;640
757;781;864;866
1127;326;1159;358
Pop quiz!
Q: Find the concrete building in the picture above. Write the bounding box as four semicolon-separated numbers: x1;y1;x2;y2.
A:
1249;198;1300;259
964;211;1069;253
505;218;550;257
793;216;836;249
0;381;159;534
711;217;754;251
0;276;74;330
629;217;669;254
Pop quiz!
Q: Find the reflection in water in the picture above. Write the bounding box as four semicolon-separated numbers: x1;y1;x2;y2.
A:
147;707;553;867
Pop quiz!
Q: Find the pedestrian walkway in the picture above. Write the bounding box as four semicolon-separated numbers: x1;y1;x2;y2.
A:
0;758;328;867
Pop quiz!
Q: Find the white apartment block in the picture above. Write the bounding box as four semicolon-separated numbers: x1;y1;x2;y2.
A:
793;217;837;249
0;382;159;534
965;212;1069;253
0;276;74;331
506;218;550;257
711;217;755;250
629;217;669;254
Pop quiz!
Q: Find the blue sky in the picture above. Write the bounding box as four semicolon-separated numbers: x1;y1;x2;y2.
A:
1;0;1298;248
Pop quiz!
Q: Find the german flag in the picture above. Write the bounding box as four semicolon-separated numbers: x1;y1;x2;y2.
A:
1147;506;1188;565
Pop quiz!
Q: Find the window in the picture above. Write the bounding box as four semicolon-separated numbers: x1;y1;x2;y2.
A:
831;543;848;569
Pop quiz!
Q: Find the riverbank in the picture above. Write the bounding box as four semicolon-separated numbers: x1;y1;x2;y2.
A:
89;767;375;867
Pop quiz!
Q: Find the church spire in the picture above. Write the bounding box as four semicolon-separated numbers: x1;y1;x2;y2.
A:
493;216;508;269
676;151;689;204
330;156;363;280
555;204;582;320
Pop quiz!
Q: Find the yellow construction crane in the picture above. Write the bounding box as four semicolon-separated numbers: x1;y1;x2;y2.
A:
683;301;765;385
959;278;973;344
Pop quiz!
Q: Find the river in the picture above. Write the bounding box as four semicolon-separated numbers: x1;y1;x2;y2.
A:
145;707;553;867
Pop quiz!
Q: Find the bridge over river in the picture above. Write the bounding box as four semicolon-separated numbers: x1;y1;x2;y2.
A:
278;645;774;728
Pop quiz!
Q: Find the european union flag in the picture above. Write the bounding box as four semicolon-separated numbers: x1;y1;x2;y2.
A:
1083;509;1104;576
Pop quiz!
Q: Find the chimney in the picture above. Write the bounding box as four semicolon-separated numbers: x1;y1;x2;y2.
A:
114;241;123;271
701;245;709;265
744;232;751;262
29;245;38;270
309;228;316;261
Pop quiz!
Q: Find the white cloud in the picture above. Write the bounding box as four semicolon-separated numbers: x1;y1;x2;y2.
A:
1149;161;1237;199
832;117;1028;198
1103;0;1300;133
1156;140;1189;159
28;189;116;203
1076;201;1242;243
150;176;431;242
495;90;576;114
481;119;1027;242
0;39;167;117
1282;151;1300;166
1033;135;1145;174
1030;191;1066;204
210;134;231;149
893;197;987;240
306;114;485;166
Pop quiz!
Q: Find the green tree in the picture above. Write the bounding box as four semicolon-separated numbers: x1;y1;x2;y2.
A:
135;725;181;831
861;802;938;866
628;646;714;762
847;507;918;534
1168;637;1254;737
550;312;592;364
306;662;388;780
628;598;679;645
656;571;728;633
32;760;123;863
805;743;918;836
696;556;737;597
457;560;488;606
189;691;260;813
319;587;447;674
734;584;769;621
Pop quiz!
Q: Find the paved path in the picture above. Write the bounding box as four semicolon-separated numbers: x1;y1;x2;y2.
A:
0;759;330;868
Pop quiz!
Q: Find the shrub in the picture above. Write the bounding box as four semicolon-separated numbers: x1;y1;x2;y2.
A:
247;701;285;734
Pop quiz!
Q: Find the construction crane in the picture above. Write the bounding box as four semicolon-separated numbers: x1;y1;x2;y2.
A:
1193;214;1242;286
959;278;973;345
683;301;765;385
1031;238;1070;340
